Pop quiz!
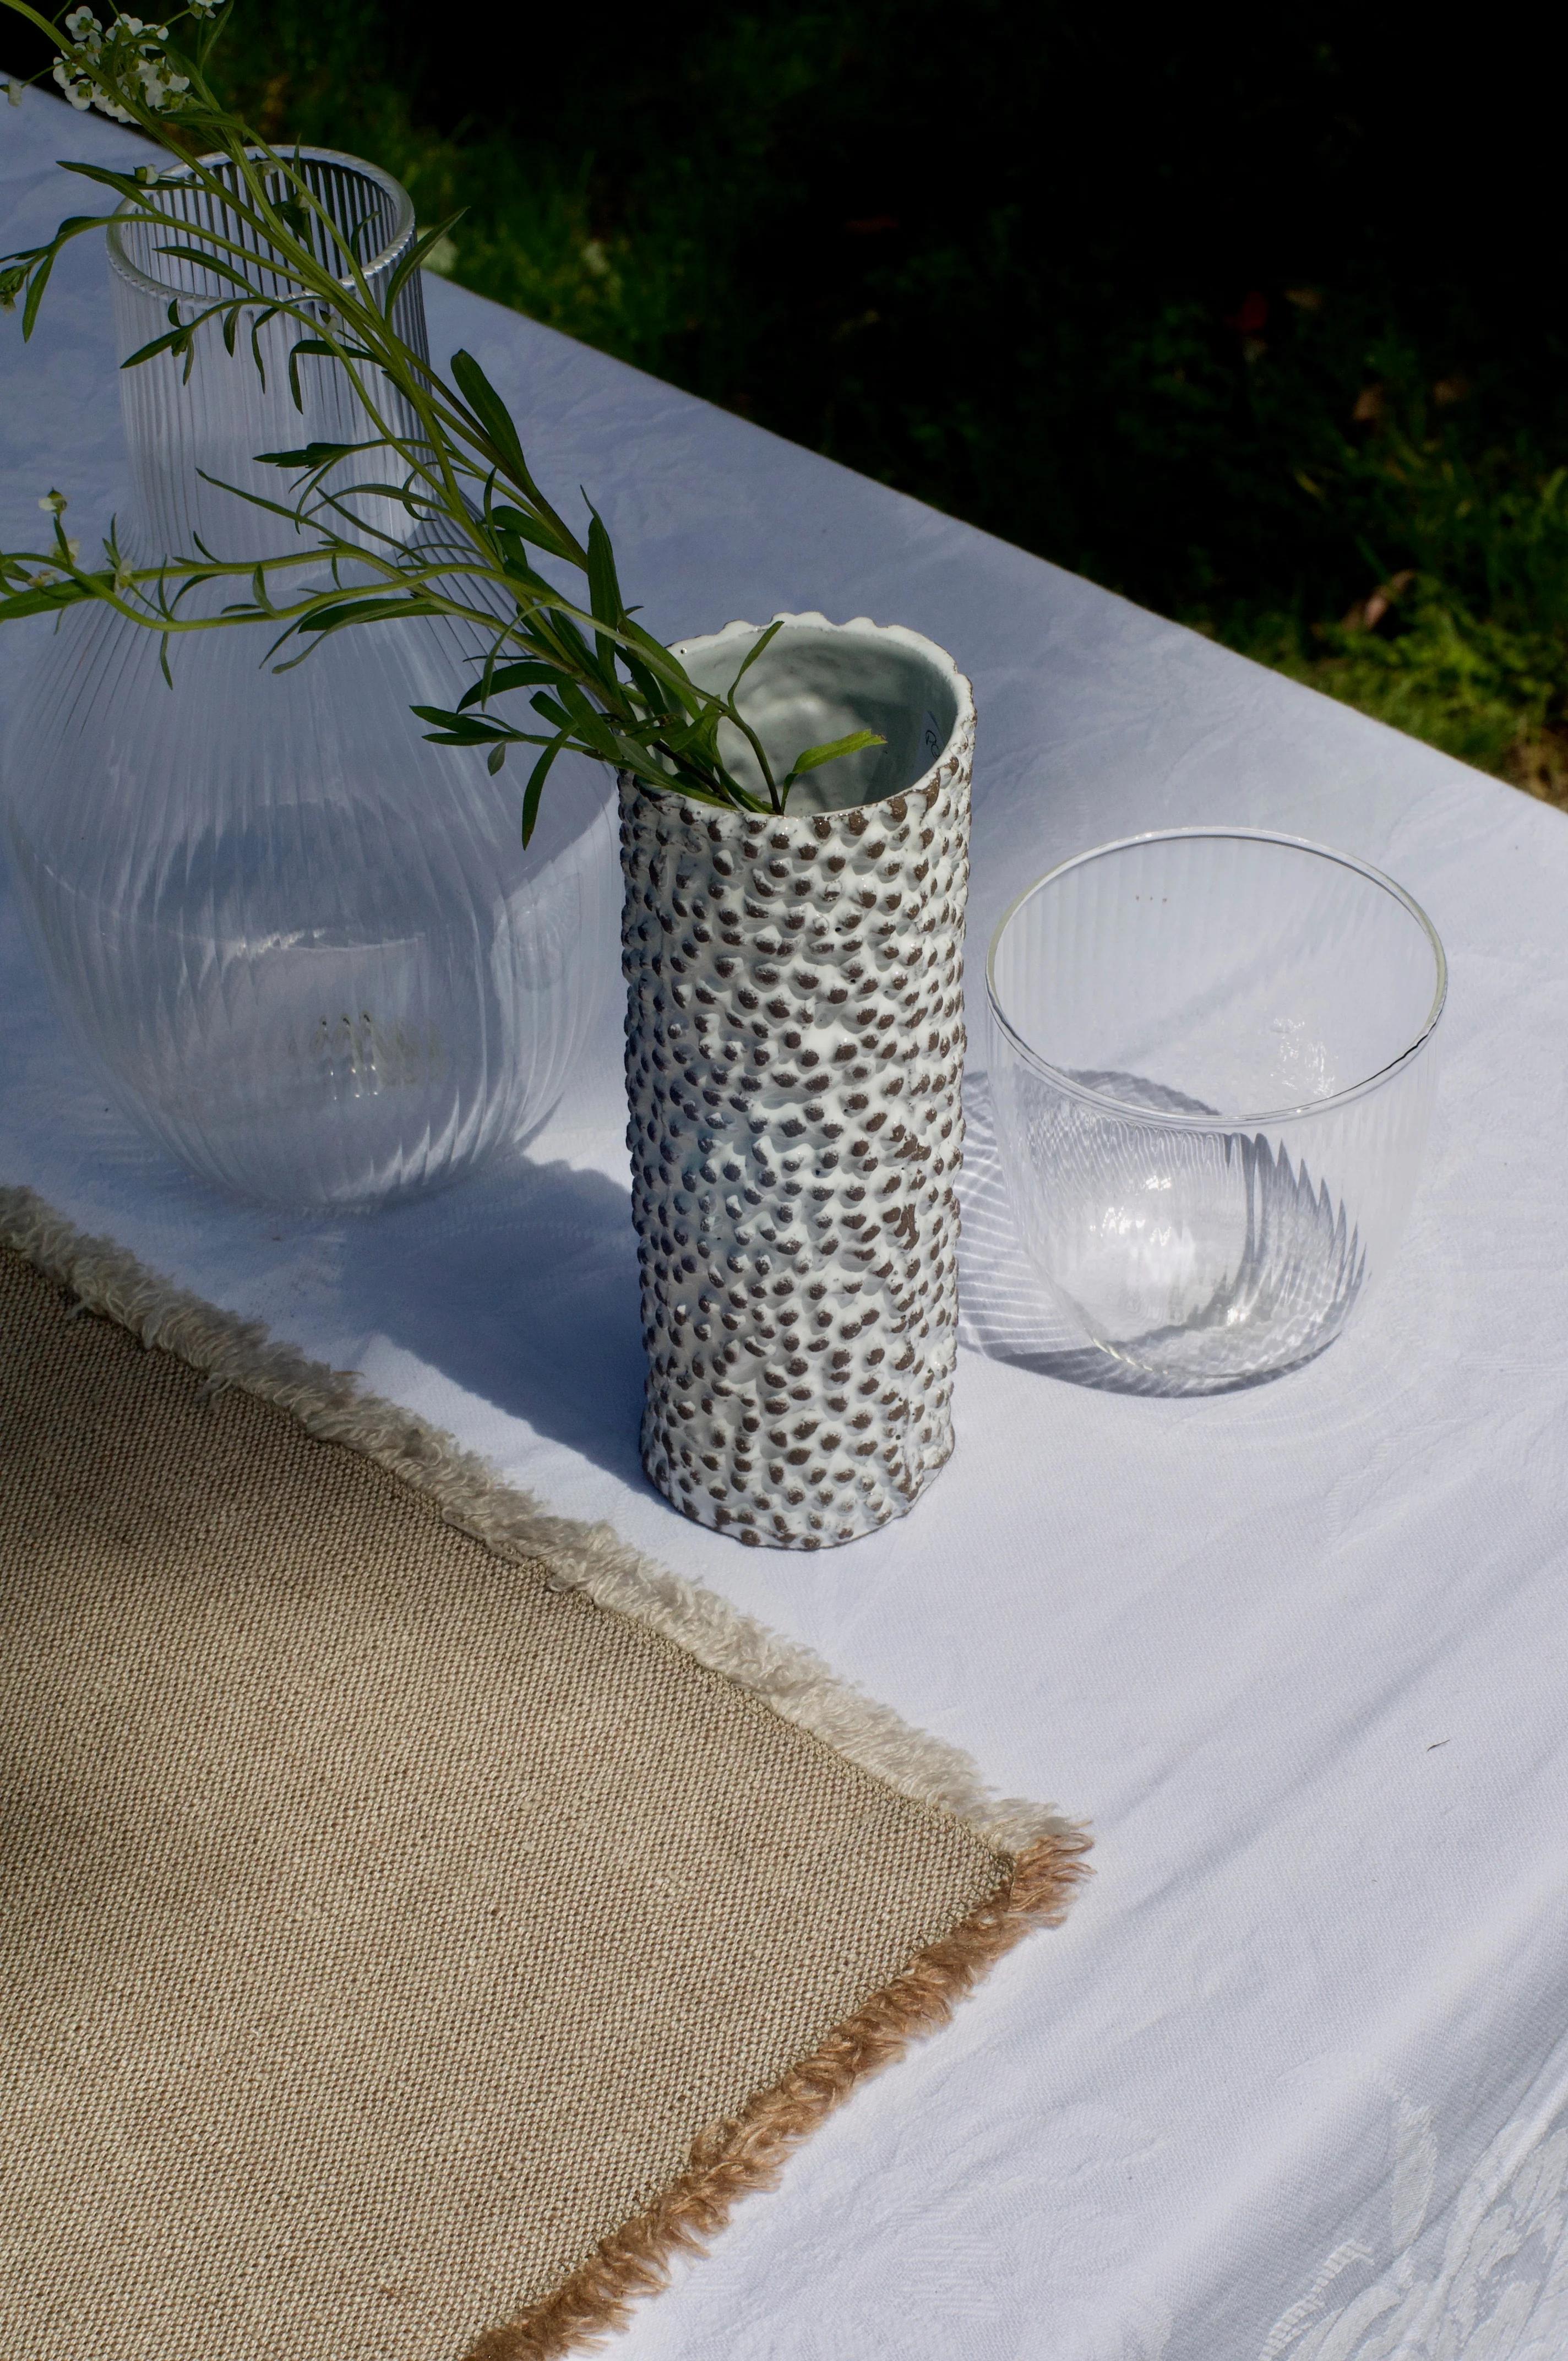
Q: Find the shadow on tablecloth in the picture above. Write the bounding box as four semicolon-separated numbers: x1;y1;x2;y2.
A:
958;1069;1293;1397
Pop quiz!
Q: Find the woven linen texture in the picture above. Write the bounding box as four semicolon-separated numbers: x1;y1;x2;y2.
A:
0;1242;1005;2361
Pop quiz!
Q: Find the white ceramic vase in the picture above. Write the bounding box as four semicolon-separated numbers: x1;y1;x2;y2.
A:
619;612;975;1549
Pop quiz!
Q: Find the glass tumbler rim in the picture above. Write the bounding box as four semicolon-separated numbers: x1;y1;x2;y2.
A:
106;146;416;303
985;824;1449;1130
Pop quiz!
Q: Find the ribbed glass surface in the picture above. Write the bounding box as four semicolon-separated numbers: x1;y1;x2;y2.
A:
987;829;1446;1390
1;153;616;1207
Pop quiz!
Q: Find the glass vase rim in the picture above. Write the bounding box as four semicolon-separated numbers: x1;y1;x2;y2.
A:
105;145;415;302
985;823;1449;1130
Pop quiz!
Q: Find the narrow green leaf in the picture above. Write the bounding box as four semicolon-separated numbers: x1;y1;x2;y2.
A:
783;727;886;782
619;643;676;720
491;503;574;561
12;214;108;339
253;438;378;469
659;707;726;758
521;731;569;848
20;244;58;341
546;610;603;683
728;616;785;693
194;466;319;525
487;742;507;775
384;210;467;313
57;162;151;202
299;595;444;634
0;578;87;621
456;660;560;710
585;507;622;625
493;537;553;592
622;614;704;715
286;335;337;412
449;349;541;502
410;703;526;745
154;245;263;295
584;503;626;681
549;674;627;749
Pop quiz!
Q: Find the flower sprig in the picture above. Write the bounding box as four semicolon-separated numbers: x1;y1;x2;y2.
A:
52;7;213;120
0;0;883;839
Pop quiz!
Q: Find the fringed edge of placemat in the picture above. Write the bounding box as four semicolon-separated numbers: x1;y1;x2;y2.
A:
0;1185;1079;1857
1;1183;1091;2356
464;1830;1088;2358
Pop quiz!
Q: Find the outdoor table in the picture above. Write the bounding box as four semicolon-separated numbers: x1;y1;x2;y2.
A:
5;88;1568;2360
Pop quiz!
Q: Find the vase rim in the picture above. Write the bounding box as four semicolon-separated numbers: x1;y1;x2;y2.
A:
663;611;975;819
106;146;416;303
986;824;1449;1130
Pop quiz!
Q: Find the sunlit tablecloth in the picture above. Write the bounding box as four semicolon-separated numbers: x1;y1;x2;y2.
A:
6;85;1568;2361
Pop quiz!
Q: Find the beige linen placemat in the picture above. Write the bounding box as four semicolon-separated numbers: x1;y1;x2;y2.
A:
0;1189;1084;2359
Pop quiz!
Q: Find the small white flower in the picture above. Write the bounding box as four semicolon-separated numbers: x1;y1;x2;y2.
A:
6;77;23;105
136;60;171;101
51;9;196;119
39;491;68;514
52;59;94;107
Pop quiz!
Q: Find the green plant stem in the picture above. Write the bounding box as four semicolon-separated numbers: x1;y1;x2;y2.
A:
0;0;883;838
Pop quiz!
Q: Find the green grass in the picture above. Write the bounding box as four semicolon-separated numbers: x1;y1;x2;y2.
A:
32;1;1568;804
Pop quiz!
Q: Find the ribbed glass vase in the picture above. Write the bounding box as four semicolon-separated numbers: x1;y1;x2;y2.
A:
1;149;616;1207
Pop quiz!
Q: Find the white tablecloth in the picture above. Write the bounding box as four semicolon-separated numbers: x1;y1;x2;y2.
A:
6;88;1568;2361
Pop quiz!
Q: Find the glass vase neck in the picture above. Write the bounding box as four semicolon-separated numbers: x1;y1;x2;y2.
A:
108;148;430;563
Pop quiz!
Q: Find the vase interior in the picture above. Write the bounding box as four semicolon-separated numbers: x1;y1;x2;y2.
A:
677;621;962;814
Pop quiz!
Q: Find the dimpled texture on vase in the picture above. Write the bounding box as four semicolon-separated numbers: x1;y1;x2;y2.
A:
619;615;974;1548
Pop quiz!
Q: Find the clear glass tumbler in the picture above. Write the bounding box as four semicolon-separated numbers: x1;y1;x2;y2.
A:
987;829;1446;1390
0;149;617;1207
